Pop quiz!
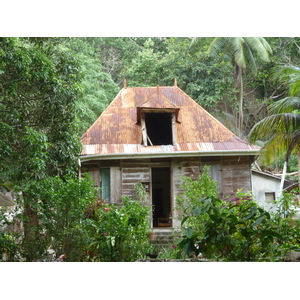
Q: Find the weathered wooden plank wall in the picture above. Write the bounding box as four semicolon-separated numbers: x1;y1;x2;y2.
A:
81;155;252;228
121;160;151;200
221;156;251;197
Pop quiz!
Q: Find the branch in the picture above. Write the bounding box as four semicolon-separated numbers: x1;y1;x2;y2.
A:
273;171;298;177
293;41;300;52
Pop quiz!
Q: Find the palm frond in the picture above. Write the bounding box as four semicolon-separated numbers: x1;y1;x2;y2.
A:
269;97;300;114
230;37;247;69
244;37;272;62
290;79;300;97
272;65;300;96
208;37;272;74
207;37;228;57
286;130;300;158
259;133;293;165
249;112;300;164
249;113;300;147
242;41;257;75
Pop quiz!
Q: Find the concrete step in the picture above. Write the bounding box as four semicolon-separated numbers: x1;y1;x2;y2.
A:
149;228;178;246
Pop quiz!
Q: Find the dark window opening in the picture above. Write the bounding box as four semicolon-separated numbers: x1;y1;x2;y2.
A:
145;113;173;145
265;192;275;203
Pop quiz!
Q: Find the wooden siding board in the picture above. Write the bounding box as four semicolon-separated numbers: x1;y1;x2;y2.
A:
121;165;151;199
111;167;122;203
221;156;251;196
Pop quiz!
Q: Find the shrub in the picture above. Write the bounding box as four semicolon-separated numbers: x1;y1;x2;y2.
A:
11;175;97;261
178;190;285;261
86;197;150;261
175;168;298;261
175;165;218;218
0;232;20;262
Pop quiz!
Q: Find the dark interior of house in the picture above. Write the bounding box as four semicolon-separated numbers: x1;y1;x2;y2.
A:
152;167;171;227
145;113;173;145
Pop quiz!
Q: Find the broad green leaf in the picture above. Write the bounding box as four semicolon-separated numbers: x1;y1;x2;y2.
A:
184;227;193;239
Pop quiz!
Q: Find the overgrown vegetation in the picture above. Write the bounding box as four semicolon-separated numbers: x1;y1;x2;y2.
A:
175;167;300;261
85;197;150;262
0;176;97;261
0;179;151;262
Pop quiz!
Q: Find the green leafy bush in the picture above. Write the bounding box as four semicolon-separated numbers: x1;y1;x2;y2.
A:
176;168;300;261
13;175;97;261
86;197;150;262
175;165;218;217
0;232;19;262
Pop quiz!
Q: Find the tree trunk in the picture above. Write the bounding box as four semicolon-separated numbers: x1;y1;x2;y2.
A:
298;151;300;193
23;192;41;261
234;64;244;138
239;72;244;138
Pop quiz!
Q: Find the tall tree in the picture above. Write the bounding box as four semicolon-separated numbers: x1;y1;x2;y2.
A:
248;65;300;194
0;37;83;260
125;38;165;86
196;37;273;137
62;38;119;134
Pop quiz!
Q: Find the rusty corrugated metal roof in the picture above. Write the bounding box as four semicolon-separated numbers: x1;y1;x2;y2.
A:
81;86;260;158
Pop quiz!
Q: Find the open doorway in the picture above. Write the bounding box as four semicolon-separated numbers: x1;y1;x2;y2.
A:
151;167;172;227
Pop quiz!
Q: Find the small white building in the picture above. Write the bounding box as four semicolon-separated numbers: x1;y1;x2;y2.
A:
251;170;294;213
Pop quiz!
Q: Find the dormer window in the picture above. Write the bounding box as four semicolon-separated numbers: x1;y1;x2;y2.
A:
136;89;180;147
140;110;177;146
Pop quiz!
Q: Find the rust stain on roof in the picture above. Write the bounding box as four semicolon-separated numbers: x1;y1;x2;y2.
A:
81;86;260;156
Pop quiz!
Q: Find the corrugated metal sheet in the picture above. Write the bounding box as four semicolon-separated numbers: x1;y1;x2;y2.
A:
81;86;260;157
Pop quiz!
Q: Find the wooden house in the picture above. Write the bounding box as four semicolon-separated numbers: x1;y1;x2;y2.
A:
80;83;260;229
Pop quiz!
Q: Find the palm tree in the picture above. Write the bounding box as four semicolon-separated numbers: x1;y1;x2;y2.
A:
193;37;272;137
248;65;300;195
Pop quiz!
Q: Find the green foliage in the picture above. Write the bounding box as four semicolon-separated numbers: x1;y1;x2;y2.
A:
164;38;236;110
0;232;19;262
267;37;300;66
176;165;218;215
0;37;85;260
0;37;83;185
153;243;185;260
177;189;279;261
1;178;153;262
63;38;119;134
275;192;299;219
134;182;149;202
12;176;97;261
126;38;165;87
86;197;150;262
176;171;300;261
248;65;300;175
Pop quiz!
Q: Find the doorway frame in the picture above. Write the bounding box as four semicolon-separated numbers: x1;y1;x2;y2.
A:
151;166;173;228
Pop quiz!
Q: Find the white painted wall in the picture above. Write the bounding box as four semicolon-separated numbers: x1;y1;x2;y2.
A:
251;171;282;213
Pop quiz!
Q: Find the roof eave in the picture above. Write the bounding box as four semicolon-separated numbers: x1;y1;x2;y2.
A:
80;149;261;163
